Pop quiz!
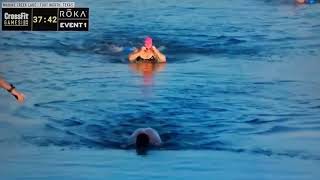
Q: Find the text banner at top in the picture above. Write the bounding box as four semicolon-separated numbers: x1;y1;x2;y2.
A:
2;2;75;8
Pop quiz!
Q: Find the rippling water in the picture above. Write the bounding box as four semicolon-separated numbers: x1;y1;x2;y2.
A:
1;0;320;169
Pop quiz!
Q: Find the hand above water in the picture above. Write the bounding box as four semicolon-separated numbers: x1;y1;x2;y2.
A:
11;89;25;103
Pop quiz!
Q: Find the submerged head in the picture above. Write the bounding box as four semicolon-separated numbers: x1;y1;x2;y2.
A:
144;36;153;49
136;133;150;155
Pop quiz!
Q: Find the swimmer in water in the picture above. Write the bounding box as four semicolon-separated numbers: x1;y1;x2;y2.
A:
296;0;318;4
128;37;166;63
0;78;25;103
129;127;162;155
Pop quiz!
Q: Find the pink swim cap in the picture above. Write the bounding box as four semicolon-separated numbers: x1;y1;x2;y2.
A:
144;36;153;49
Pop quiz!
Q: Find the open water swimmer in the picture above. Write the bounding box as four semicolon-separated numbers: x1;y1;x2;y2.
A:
128;127;162;155
128;37;167;63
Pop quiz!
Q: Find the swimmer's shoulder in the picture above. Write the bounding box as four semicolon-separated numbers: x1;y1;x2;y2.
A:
145;127;158;133
144;128;161;139
145;128;162;145
132;127;159;137
132;128;145;134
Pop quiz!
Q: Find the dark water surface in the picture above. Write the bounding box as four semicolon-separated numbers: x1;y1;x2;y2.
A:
1;0;320;172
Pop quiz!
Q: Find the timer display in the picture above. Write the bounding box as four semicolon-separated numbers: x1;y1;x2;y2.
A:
32;8;58;31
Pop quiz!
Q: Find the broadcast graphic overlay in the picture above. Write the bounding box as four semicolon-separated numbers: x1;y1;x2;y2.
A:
2;2;89;31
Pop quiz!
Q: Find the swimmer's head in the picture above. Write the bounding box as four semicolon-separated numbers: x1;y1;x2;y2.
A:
144;36;153;49
136;133;150;155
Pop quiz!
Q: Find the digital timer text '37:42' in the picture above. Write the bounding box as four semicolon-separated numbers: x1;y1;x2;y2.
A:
33;16;57;23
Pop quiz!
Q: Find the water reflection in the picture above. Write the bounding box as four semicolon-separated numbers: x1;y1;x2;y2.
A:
129;63;166;86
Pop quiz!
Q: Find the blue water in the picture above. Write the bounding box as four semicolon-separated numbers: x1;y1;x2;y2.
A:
1;0;320;179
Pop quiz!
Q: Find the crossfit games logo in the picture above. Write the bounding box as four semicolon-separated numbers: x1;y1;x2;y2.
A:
2;8;32;30
3;11;29;26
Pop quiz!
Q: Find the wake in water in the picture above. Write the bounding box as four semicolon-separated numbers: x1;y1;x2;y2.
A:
20;121;320;161
1;31;262;64
9;99;318;162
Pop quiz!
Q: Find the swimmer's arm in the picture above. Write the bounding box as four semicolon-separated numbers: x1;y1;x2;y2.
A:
128;49;142;62
0;78;25;103
145;128;162;146
152;46;166;63
0;78;12;90
128;128;144;144
127;136;135;145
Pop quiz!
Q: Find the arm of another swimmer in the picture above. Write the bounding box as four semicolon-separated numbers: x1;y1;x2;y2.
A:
0;78;25;103
0;78;11;90
128;49;141;62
